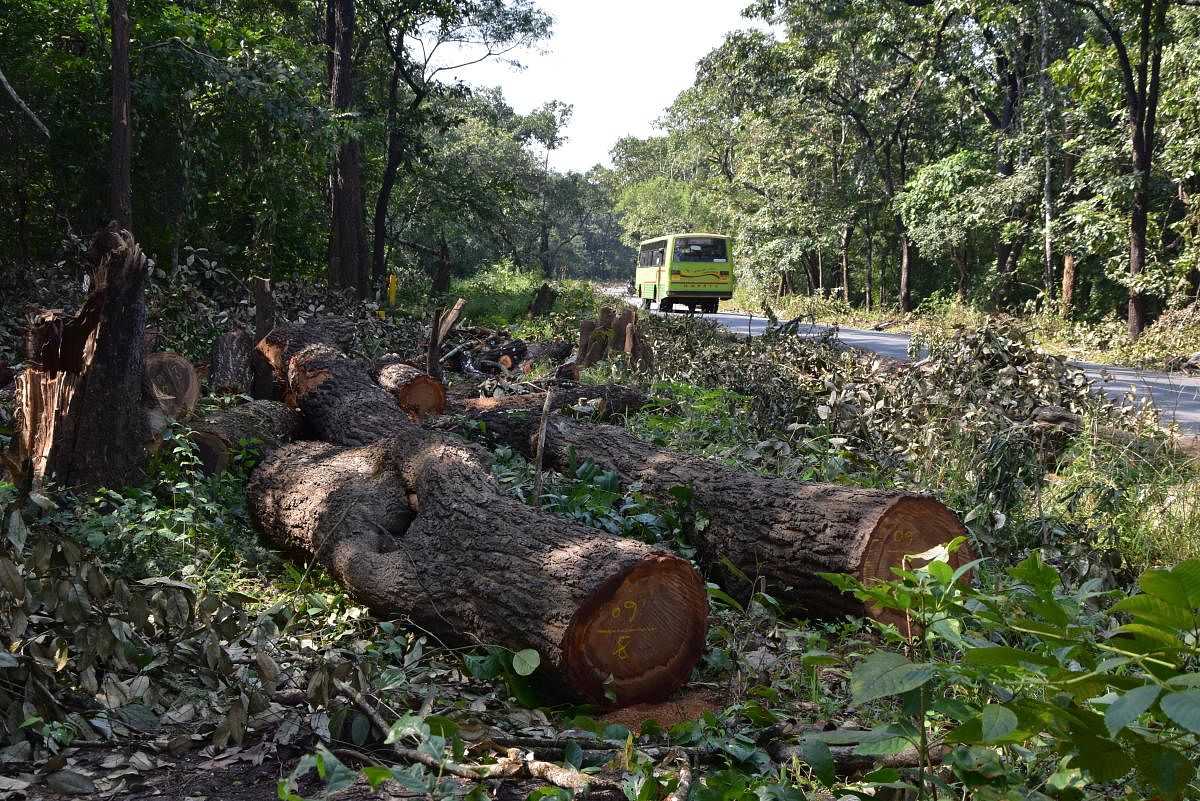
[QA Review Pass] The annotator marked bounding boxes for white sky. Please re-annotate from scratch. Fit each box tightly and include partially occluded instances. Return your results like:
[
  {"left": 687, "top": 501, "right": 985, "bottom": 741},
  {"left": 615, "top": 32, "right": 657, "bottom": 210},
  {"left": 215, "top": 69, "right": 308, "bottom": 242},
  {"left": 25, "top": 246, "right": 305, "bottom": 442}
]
[{"left": 440, "top": 0, "right": 763, "bottom": 174}]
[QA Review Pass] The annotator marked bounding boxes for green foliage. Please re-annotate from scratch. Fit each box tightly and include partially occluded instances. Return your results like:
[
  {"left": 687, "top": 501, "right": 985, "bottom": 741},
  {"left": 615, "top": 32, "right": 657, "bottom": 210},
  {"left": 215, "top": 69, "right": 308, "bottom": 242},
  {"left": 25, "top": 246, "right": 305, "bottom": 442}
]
[{"left": 814, "top": 548, "right": 1200, "bottom": 799}]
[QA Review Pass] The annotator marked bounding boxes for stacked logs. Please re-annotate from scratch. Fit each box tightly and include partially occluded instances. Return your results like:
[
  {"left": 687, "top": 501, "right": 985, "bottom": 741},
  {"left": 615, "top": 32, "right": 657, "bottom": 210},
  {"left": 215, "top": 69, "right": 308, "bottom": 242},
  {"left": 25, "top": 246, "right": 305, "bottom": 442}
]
[{"left": 245, "top": 323, "right": 709, "bottom": 706}]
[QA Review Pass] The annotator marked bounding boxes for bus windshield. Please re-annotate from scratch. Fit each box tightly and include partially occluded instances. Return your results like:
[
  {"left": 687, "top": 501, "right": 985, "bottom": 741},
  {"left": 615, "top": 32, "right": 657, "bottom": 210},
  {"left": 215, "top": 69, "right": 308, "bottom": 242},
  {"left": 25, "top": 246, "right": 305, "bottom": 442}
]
[{"left": 674, "top": 237, "right": 727, "bottom": 262}]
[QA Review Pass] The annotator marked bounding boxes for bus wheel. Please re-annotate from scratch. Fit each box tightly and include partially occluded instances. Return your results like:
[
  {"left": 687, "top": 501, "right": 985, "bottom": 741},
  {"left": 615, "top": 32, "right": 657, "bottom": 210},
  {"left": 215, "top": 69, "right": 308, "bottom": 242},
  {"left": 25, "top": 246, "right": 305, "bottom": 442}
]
[
  {"left": 641, "top": 298, "right": 651, "bottom": 311},
  {"left": 660, "top": 300, "right": 672, "bottom": 313},
  {"left": 703, "top": 300, "right": 718, "bottom": 314}
]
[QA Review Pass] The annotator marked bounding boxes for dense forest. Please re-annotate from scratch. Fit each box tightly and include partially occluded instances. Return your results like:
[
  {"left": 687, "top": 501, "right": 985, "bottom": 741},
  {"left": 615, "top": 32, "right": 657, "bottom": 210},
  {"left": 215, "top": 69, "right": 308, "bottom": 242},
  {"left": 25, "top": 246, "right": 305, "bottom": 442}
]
[
  {"left": 2, "top": 2, "right": 1200, "bottom": 801},
  {"left": 610, "top": 0, "right": 1200, "bottom": 342}
]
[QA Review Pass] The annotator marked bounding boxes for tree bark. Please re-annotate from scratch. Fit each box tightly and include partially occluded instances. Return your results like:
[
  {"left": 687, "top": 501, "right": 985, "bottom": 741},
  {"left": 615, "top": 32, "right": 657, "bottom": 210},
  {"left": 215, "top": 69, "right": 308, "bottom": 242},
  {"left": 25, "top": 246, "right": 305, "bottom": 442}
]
[
  {"left": 467, "top": 412, "right": 973, "bottom": 623},
  {"left": 209, "top": 329, "right": 254, "bottom": 395},
  {"left": 251, "top": 276, "right": 280, "bottom": 400},
  {"left": 372, "top": 358, "right": 446, "bottom": 419},
  {"left": 252, "top": 325, "right": 709, "bottom": 705},
  {"left": 1061, "top": 253, "right": 1076, "bottom": 318},
  {"left": 109, "top": 0, "right": 132, "bottom": 230},
  {"left": 8, "top": 227, "right": 150, "bottom": 491},
  {"left": 449, "top": 384, "right": 647, "bottom": 419},
  {"left": 899, "top": 234, "right": 912, "bottom": 313},
  {"left": 193, "top": 399, "right": 302, "bottom": 475},
  {"left": 328, "top": 0, "right": 369, "bottom": 299}
]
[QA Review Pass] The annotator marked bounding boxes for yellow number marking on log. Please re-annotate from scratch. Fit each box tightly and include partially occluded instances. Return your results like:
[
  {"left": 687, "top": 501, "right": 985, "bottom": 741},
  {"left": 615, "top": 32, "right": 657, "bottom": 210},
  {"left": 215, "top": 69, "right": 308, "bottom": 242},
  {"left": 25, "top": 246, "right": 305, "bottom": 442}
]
[
  {"left": 610, "top": 600, "right": 639, "bottom": 621},
  {"left": 613, "top": 636, "right": 631, "bottom": 660},
  {"left": 893, "top": 529, "right": 915, "bottom": 546}
]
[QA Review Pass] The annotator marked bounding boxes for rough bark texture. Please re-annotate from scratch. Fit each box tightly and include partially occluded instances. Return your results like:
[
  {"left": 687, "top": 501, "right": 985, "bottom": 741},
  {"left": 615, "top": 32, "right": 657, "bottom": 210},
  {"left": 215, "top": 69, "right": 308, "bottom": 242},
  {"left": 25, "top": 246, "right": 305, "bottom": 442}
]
[
  {"left": 209, "top": 329, "right": 254, "bottom": 395},
  {"left": 193, "top": 399, "right": 302, "bottom": 475},
  {"left": 469, "top": 411, "right": 973, "bottom": 621},
  {"left": 328, "top": 0, "right": 369, "bottom": 298},
  {"left": 373, "top": 358, "right": 446, "bottom": 419},
  {"left": 251, "top": 324, "right": 709, "bottom": 705},
  {"left": 250, "top": 278, "right": 280, "bottom": 401},
  {"left": 9, "top": 227, "right": 151, "bottom": 491}
]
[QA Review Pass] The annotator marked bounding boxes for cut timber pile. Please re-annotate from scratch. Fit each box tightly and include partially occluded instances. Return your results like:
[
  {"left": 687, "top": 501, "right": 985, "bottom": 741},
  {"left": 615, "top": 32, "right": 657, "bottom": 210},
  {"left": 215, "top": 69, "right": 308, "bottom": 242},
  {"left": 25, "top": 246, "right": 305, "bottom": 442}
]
[
  {"left": 192, "top": 399, "right": 302, "bottom": 474},
  {"left": 468, "top": 411, "right": 972, "bottom": 622},
  {"left": 248, "top": 324, "right": 708, "bottom": 705},
  {"left": 209, "top": 329, "right": 254, "bottom": 395},
  {"left": 373, "top": 356, "right": 446, "bottom": 419}
]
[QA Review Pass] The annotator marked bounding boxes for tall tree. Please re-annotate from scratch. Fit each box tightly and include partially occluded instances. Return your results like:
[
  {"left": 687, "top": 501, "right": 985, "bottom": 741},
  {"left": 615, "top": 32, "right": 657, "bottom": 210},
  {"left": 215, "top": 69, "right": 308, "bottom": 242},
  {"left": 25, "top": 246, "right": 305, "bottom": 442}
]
[
  {"left": 329, "top": 0, "right": 369, "bottom": 298},
  {"left": 1064, "top": 0, "right": 1177, "bottom": 339},
  {"left": 109, "top": 0, "right": 132, "bottom": 229}
]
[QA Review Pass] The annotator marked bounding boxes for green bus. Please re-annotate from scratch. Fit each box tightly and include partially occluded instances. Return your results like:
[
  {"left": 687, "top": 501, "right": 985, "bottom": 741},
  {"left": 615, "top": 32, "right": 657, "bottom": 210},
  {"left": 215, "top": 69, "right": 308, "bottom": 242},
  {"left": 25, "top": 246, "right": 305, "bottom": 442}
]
[{"left": 634, "top": 233, "right": 733, "bottom": 313}]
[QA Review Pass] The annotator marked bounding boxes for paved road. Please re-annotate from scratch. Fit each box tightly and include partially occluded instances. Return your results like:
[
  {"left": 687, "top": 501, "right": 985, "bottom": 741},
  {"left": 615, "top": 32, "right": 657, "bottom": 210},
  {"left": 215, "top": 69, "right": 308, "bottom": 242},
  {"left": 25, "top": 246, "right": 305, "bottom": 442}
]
[{"left": 642, "top": 300, "right": 1200, "bottom": 429}]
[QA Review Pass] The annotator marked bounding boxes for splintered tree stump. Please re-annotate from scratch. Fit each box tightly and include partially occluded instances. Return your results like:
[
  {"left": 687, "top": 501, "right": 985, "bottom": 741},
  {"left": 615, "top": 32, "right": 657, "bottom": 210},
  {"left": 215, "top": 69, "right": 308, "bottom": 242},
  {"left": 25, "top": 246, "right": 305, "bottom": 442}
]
[
  {"left": 373, "top": 357, "right": 446, "bottom": 419},
  {"left": 467, "top": 412, "right": 973, "bottom": 622},
  {"left": 144, "top": 352, "right": 200, "bottom": 422},
  {"left": 251, "top": 323, "right": 708, "bottom": 705},
  {"left": 575, "top": 307, "right": 652, "bottom": 374},
  {"left": 192, "top": 400, "right": 302, "bottom": 474},
  {"left": 8, "top": 226, "right": 155, "bottom": 491},
  {"left": 210, "top": 329, "right": 254, "bottom": 395}
]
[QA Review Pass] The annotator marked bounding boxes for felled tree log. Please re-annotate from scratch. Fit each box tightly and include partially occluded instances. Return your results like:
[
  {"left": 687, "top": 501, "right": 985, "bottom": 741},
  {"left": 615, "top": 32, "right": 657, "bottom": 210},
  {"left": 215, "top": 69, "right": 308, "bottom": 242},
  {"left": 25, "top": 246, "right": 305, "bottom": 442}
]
[
  {"left": 451, "top": 384, "right": 648, "bottom": 419},
  {"left": 479, "top": 339, "right": 528, "bottom": 372},
  {"left": 144, "top": 352, "right": 200, "bottom": 422},
  {"left": 8, "top": 226, "right": 155, "bottom": 491},
  {"left": 250, "top": 324, "right": 709, "bottom": 705},
  {"left": 192, "top": 400, "right": 302, "bottom": 474},
  {"left": 467, "top": 412, "right": 972, "bottom": 622},
  {"left": 1031, "top": 405, "right": 1200, "bottom": 458},
  {"left": 373, "top": 357, "right": 446, "bottom": 419},
  {"left": 520, "top": 339, "right": 572, "bottom": 370},
  {"left": 209, "top": 329, "right": 254, "bottom": 395}
]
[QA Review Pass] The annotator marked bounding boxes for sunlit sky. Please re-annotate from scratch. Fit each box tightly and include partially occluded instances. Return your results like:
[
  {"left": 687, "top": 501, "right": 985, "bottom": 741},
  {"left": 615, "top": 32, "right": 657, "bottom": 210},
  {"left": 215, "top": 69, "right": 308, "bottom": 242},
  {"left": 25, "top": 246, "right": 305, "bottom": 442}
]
[{"left": 441, "top": 0, "right": 764, "bottom": 174}]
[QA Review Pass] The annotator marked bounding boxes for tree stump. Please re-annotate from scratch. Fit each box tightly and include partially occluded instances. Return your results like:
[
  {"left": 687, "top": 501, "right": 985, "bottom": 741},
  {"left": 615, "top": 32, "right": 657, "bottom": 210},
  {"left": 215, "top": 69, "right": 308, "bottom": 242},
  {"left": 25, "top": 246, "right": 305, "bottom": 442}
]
[
  {"left": 575, "top": 307, "right": 652, "bottom": 373},
  {"left": 7, "top": 226, "right": 155, "bottom": 491},
  {"left": 209, "top": 329, "right": 254, "bottom": 395},
  {"left": 528, "top": 283, "right": 558, "bottom": 317}
]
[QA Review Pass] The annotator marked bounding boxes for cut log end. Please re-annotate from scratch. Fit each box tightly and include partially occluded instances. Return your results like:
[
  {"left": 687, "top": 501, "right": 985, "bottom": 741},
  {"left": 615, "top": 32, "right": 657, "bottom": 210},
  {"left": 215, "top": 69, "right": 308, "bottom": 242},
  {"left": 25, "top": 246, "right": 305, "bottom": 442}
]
[
  {"left": 563, "top": 553, "right": 708, "bottom": 707},
  {"left": 857, "top": 496, "right": 974, "bottom": 621},
  {"left": 144, "top": 352, "right": 200, "bottom": 421},
  {"left": 375, "top": 361, "right": 447, "bottom": 419}
]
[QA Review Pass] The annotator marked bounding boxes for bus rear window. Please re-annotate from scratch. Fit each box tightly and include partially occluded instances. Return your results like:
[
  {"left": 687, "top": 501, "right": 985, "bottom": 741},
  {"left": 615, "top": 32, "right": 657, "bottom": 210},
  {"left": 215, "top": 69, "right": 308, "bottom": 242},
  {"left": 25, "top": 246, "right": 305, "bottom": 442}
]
[{"left": 674, "top": 237, "right": 727, "bottom": 262}]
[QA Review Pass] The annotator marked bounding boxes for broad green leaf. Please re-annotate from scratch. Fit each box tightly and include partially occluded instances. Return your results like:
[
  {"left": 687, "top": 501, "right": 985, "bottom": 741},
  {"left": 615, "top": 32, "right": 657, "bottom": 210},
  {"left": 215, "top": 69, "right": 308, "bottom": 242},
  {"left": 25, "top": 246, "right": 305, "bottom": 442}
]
[
  {"left": 964, "top": 646, "right": 1056, "bottom": 668},
  {"left": 851, "top": 652, "right": 934, "bottom": 705},
  {"left": 511, "top": 649, "right": 540, "bottom": 676},
  {"left": 1138, "top": 560, "right": 1200, "bottom": 611},
  {"left": 1110, "top": 595, "right": 1193, "bottom": 632},
  {"left": 1104, "top": 685, "right": 1159, "bottom": 736},
  {"left": 1159, "top": 690, "right": 1200, "bottom": 734},
  {"left": 980, "top": 704, "right": 1018, "bottom": 743},
  {"left": 1069, "top": 735, "right": 1133, "bottom": 783},
  {"left": 800, "top": 737, "right": 835, "bottom": 786},
  {"left": 1133, "top": 741, "right": 1196, "bottom": 799}
]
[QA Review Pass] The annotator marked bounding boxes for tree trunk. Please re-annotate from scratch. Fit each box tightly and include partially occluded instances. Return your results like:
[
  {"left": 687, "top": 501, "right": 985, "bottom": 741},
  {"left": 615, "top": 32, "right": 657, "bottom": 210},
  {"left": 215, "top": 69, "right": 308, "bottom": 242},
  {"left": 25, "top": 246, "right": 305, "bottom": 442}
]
[
  {"left": 251, "top": 276, "right": 280, "bottom": 400},
  {"left": 1129, "top": 154, "right": 1149, "bottom": 340},
  {"left": 467, "top": 412, "right": 972, "bottom": 623},
  {"left": 865, "top": 212, "right": 874, "bottom": 312},
  {"left": 192, "top": 399, "right": 302, "bottom": 475},
  {"left": 372, "top": 358, "right": 446, "bottom": 419},
  {"left": 839, "top": 224, "right": 853, "bottom": 303},
  {"left": 954, "top": 248, "right": 967, "bottom": 303},
  {"left": 8, "top": 227, "right": 150, "bottom": 491},
  {"left": 899, "top": 234, "right": 912, "bottom": 313},
  {"left": 528, "top": 283, "right": 558, "bottom": 317},
  {"left": 1061, "top": 252, "right": 1076, "bottom": 318},
  {"left": 209, "top": 329, "right": 254, "bottom": 395},
  {"left": 251, "top": 325, "right": 709, "bottom": 705},
  {"left": 328, "top": 0, "right": 369, "bottom": 299},
  {"left": 109, "top": 0, "right": 132, "bottom": 230}
]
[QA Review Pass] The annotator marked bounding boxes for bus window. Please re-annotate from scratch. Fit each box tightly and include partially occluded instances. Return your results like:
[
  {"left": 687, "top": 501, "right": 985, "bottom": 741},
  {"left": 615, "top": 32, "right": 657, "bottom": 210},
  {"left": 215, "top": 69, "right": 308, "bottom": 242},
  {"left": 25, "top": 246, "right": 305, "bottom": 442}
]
[{"left": 674, "top": 237, "right": 727, "bottom": 262}]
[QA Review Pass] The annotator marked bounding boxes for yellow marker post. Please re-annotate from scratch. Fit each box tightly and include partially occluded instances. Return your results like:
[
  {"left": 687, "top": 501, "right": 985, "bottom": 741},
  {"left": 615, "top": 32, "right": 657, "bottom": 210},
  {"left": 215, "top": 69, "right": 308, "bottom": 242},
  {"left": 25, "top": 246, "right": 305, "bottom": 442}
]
[{"left": 388, "top": 274, "right": 398, "bottom": 306}]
